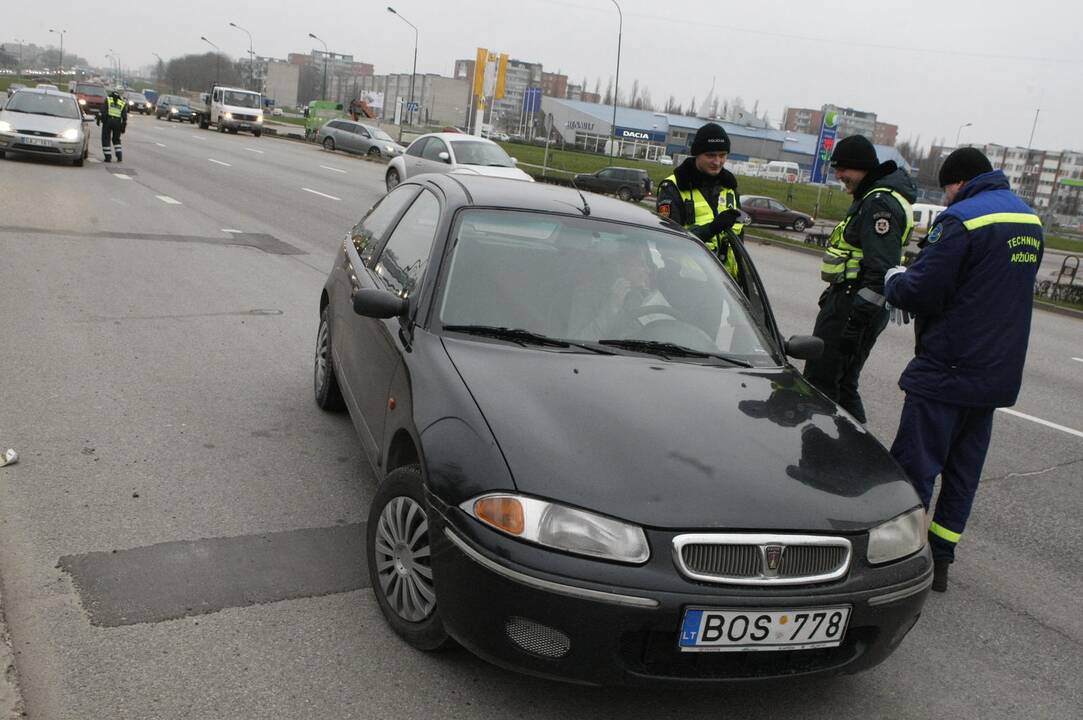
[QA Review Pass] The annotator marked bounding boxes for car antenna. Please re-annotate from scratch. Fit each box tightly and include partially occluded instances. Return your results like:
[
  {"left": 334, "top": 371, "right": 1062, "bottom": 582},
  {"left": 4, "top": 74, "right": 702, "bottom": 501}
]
[{"left": 569, "top": 176, "right": 590, "bottom": 216}]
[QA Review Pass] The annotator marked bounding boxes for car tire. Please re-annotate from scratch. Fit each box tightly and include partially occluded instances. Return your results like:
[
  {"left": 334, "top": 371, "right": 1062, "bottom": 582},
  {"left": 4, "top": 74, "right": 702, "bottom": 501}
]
[
  {"left": 367, "top": 464, "right": 451, "bottom": 652},
  {"left": 323, "top": 137, "right": 335, "bottom": 151},
  {"left": 254, "top": 130, "right": 262, "bottom": 138},
  {"left": 313, "top": 307, "right": 345, "bottom": 411},
  {"left": 73, "top": 152, "right": 84, "bottom": 167},
  {"left": 0, "top": 151, "right": 5, "bottom": 160},
  {"left": 386, "top": 167, "right": 400, "bottom": 192},
  {"left": 617, "top": 186, "right": 632, "bottom": 201},
  {"left": 200, "top": 118, "right": 209, "bottom": 130},
  {"left": 367, "top": 146, "right": 380, "bottom": 158},
  {"left": 793, "top": 219, "right": 808, "bottom": 232}
]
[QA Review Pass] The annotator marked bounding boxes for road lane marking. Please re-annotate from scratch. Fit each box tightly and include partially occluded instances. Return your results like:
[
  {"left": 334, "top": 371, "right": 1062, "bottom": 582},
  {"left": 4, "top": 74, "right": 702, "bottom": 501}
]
[
  {"left": 221, "top": 229, "right": 243, "bottom": 234},
  {"left": 320, "top": 165, "right": 347, "bottom": 174},
  {"left": 155, "top": 142, "right": 167, "bottom": 147},
  {"left": 245, "top": 148, "right": 264, "bottom": 154},
  {"left": 156, "top": 195, "right": 182, "bottom": 205},
  {"left": 111, "top": 173, "right": 132, "bottom": 180},
  {"left": 301, "top": 187, "right": 341, "bottom": 201},
  {"left": 997, "top": 408, "right": 1083, "bottom": 440},
  {"left": 208, "top": 158, "right": 232, "bottom": 167},
  {"left": 1073, "top": 357, "right": 1083, "bottom": 363}
]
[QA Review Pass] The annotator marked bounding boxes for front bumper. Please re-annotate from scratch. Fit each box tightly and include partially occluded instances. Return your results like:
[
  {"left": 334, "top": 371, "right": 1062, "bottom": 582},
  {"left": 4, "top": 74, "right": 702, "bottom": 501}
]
[
  {"left": 429, "top": 502, "right": 931, "bottom": 685},
  {"left": 0, "top": 133, "right": 85, "bottom": 159}
]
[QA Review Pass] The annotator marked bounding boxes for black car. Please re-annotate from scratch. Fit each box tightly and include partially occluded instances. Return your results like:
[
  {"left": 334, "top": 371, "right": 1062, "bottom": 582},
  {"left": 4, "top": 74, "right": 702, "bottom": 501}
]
[
  {"left": 315, "top": 174, "right": 932, "bottom": 685},
  {"left": 572, "top": 167, "right": 652, "bottom": 202},
  {"left": 155, "top": 95, "right": 195, "bottom": 123}
]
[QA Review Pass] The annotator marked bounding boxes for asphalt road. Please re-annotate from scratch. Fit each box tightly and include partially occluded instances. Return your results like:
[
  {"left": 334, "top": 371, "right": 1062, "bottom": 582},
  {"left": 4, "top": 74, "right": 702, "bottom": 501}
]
[{"left": 0, "top": 115, "right": 1080, "bottom": 719}]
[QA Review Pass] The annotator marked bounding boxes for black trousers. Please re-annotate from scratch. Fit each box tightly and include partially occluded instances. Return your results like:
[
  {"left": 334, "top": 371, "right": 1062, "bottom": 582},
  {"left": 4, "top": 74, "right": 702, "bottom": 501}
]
[
  {"left": 803, "top": 284, "right": 888, "bottom": 424},
  {"left": 101, "top": 122, "right": 122, "bottom": 159}
]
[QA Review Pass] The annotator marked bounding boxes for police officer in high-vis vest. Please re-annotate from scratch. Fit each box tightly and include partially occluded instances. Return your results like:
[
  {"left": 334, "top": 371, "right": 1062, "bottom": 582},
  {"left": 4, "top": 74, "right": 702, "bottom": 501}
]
[
  {"left": 655, "top": 123, "right": 743, "bottom": 277},
  {"left": 803, "top": 134, "right": 917, "bottom": 424},
  {"left": 884, "top": 148, "right": 1043, "bottom": 593},
  {"left": 96, "top": 89, "right": 128, "bottom": 162}
]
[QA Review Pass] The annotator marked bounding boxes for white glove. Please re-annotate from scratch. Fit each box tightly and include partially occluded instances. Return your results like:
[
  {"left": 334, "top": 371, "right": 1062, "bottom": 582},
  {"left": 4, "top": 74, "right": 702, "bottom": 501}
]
[
  {"left": 884, "top": 265, "right": 907, "bottom": 286},
  {"left": 885, "top": 302, "right": 912, "bottom": 326}
]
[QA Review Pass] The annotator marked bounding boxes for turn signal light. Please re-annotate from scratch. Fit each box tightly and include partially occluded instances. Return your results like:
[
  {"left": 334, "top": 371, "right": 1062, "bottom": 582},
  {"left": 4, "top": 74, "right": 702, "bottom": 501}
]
[{"left": 474, "top": 496, "right": 524, "bottom": 535}]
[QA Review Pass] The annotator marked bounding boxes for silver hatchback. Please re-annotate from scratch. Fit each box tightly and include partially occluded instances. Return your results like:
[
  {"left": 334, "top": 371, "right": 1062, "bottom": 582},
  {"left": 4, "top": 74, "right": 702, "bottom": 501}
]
[
  {"left": 316, "top": 119, "right": 404, "bottom": 159},
  {"left": 0, "top": 88, "right": 90, "bottom": 166}
]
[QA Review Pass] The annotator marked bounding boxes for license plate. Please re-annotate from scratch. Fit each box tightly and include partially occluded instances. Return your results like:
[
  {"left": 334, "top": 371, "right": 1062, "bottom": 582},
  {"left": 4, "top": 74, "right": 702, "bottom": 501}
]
[
  {"left": 679, "top": 606, "right": 851, "bottom": 652},
  {"left": 22, "top": 137, "right": 54, "bottom": 147}
]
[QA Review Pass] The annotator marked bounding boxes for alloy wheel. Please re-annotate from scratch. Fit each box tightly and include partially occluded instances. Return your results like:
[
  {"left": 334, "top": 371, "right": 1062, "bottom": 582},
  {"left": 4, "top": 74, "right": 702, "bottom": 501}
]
[{"left": 373, "top": 496, "right": 436, "bottom": 622}]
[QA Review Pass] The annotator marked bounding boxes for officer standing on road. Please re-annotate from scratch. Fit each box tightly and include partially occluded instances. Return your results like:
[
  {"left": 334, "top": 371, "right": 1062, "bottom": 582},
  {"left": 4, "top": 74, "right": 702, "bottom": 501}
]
[
  {"left": 655, "top": 122, "right": 743, "bottom": 277},
  {"left": 96, "top": 88, "right": 128, "bottom": 163},
  {"left": 803, "top": 135, "right": 917, "bottom": 423},
  {"left": 883, "top": 148, "right": 1043, "bottom": 592}
]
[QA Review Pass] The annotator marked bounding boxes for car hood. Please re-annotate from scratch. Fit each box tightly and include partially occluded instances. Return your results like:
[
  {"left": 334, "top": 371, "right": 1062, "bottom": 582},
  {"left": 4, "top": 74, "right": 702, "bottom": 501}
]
[
  {"left": 451, "top": 165, "right": 535, "bottom": 182},
  {"left": 442, "top": 339, "right": 919, "bottom": 532},
  {"left": 0, "top": 111, "right": 82, "bottom": 134}
]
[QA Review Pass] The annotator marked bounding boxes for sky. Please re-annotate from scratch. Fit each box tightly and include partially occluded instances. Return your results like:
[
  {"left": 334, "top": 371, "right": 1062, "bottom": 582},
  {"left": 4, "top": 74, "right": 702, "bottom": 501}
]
[{"left": 12, "top": 0, "right": 1083, "bottom": 152}]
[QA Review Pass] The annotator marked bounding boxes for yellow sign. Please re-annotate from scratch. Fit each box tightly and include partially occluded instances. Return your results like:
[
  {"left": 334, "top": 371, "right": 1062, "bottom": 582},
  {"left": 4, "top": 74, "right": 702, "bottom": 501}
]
[{"left": 472, "top": 47, "right": 509, "bottom": 108}]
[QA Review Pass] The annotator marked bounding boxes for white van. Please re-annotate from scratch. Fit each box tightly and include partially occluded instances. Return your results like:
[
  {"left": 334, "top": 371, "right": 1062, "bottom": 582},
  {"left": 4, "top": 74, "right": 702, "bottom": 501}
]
[
  {"left": 194, "top": 85, "right": 264, "bottom": 137},
  {"left": 912, "top": 203, "right": 947, "bottom": 234},
  {"left": 761, "top": 161, "right": 801, "bottom": 183}
]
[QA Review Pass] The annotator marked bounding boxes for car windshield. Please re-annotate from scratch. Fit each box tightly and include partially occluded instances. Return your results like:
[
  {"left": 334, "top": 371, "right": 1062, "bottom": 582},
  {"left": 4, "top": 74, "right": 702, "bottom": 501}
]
[
  {"left": 449, "top": 141, "right": 513, "bottom": 167},
  {"left": 439, "top": 210, "right": 777, "bottom": 365},
  {"left": 4, "top": 92, "right": 81, "bottom": 119},
  {"left": 223, "top": 91, "right": 260, "bottom": 108},
  {"left": 127, "top": 93, "right": 147, "bottom": 102},
  {"left": 371, "top": 127, "right": 393, "bottom": 141},
  {"left": 77, "top": 85, "right": 106, "bottom": 96}
]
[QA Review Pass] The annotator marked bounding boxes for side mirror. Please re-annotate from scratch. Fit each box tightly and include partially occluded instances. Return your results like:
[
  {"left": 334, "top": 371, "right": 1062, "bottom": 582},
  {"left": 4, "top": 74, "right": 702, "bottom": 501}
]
[
  {"left": 784, "top": 335, "right": 824, "bottom": 361},
  {"left": 353, "top": 288, "right": 408, "bottom": 319},
  {"left": 438, "top": 151, "right": 451, "bottom": 163}
]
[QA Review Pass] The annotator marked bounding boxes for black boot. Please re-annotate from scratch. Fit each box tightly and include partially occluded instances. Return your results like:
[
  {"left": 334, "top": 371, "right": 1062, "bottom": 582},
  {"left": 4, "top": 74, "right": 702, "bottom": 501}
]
[
  {"left": 116, "top": 153, "right": 122, "bottom": 163},
  {"left": 932, "top": 559, "right": 950, "bottom": 592},
  {"left": 104, "top": 156, "right": 111, "bottom": 163}
]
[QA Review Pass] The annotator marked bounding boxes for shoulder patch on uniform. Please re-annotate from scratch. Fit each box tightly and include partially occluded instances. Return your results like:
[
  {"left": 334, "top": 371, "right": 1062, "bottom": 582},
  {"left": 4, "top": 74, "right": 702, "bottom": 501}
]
[
  {"left": 657, "top": 200, "right": 672, "bottom": 218},
  {"left": 926, "top": 224, "right": 943, "bottom": 244},
  {"left": 874, "top": 217, "right": 891, "bottom": 235}
]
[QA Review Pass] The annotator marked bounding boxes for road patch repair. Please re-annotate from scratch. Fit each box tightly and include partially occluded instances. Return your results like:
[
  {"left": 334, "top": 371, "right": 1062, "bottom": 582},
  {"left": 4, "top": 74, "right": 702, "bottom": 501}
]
[
  {"left": 0, "top": 226, "right": 304, "bottom": 255},
  {"left": 58, "top": 524, "right": 368, "bottom": 627}
]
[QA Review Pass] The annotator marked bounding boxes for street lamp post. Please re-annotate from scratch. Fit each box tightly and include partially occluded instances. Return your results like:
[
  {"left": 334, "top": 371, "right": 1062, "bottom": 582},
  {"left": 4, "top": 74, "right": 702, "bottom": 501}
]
[
  {"left": 386, "top": 7, "right": 419, "bottom": 135},
  {"left": 14, "top": 38, "right": 24, "bottom": 76},
  {"left": 49, "top": 28, "right": 66, "bottom": 81},
  {"left": 608, "top": 0, "right": 622, "bottom": 164},
  {"left": 308, "top": 33, "right": 329, "bottom": 101},
  {"left": 200, "top": 36, "right": 221, "bottom": 84},
  {"left": 229, "top": 22, "right": 254, "bottom": 91},
  {"left": 955, "top": 121, "right": 972, "bottom": 147},
  {"left": 152, "top": 52, "right": 163, "bottom": 83}
]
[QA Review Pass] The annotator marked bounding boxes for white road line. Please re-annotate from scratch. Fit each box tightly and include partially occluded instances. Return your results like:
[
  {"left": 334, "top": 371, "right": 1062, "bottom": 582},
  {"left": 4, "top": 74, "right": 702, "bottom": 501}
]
[
  {"left": 155, "top": 142, "right": 167, "bottom": 147},
  {"left": 156, "top": 195, "right": 182, "bottom": 205},
  {"left": 320, "top": 165, "right": 347, "bottom": 174},
  {"left": 301, "top": 187, "right": 341, "bottom": 201},
  {"left": 208, "top": 158, "right": 232, "bottom": 167},
  {"left": 221, "top": 228, "right": 243, "bottom": 234},
  {"left": 192, "top": 135, "right": 207, "bottom": 141},
  {"left": 997, "top": 408, "right": 1083, "bottom": 440},
  {"left": 245, "top": 148, "right": 265, "bottom": 154},
  {"left": 1073, "top": 357, "right": 1083, "bottom": 363},
  {"left": 112, "top": 173, "right": 133, "bottom": 180}
]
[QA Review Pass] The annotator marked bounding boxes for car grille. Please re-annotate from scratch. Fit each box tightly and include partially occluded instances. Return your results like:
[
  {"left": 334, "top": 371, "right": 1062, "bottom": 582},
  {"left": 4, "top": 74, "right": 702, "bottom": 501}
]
[
  {"left": 13, "top": 142, "right": 61, "bottom": 153},
  {"left": 234, "top": 113, "right": 258, "bottom": 122},
  {"left": 16, "top": 130, "right": 58, "bottom": 138},
  {"left": 674, "top": 533, "right": 851, "bottom": 585},
  {"left": 620, "top": 627, "right": 874, "bottom": 680}
]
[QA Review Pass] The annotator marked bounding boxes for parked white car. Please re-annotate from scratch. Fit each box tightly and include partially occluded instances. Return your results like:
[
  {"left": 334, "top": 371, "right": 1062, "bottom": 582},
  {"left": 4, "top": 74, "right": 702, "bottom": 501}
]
[{"left": 385, "top": 132, "right": 533, "bottom": 191}]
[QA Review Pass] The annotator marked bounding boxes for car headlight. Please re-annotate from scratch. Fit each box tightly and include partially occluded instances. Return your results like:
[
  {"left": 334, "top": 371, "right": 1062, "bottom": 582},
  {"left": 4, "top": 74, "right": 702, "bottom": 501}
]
[
  {"left": 386, "top": 145, "right": 394, "bottom": 153},
  {"left": 59, "top": 128, "right": 79, "bottom": 141},
  {"left": 0, "top": 120, "right": 12, "bottom": 133},
  {"left": 256, "top": 115, "right": 263, "bottom": 122},
  {"left": 224, "top": 112, "right": 233, "bottom": 120},
  {"left": 171, "top": 107, "right": 178, "bottom": 114},
  {"left": 461, "top": 494, "right": 650, "bottom": 564},
  {"left": 867, "top": 507, "right": 926, "bottom": 565},
  {"left": 78, "top": 98, "right": 86, "bottom": 105}
]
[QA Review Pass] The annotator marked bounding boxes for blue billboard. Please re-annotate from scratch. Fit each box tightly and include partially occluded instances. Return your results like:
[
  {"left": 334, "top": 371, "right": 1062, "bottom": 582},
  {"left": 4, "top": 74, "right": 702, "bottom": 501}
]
[
  {"left": 810, "top": 111, "right": 839, "bottom": 184},
  {"left": 521, "top": 87, "right": 542, "bottom": 113},
  {"left": 615, "top": 126, "right": 667, "bottom": 144}
]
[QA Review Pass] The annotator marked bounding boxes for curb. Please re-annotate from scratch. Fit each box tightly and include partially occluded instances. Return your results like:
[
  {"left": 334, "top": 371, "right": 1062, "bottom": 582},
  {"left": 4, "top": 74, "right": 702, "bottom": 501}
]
[
  {"left": 0, "top": 587, "right": 24, "bottom": 719},
  {"left": 747, "top": 234, "right": 1083, "bottom": 320}
]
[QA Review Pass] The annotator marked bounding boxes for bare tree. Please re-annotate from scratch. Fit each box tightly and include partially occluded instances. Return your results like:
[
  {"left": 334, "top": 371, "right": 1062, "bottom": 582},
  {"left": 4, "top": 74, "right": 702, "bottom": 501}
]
[{"left": 603, "top": 77, "right": 613, "bottom": 105}]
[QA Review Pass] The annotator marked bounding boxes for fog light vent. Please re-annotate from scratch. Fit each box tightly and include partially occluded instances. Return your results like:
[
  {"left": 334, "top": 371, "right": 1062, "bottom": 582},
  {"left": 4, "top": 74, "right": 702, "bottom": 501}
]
[{"left": 505, "top": 616, "right": 571, "bottom": 658}]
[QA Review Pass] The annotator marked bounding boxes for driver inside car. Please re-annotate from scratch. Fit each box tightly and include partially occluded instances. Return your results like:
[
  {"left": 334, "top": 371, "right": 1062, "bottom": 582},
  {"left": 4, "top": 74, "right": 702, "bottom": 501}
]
[{"left": 568, "top": 243, "right": 671, "bottom": 340}]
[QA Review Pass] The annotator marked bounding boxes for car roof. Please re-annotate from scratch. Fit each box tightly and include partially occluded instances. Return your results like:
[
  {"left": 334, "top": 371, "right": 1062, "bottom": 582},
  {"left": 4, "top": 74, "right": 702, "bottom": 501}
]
[
  {"left": 416, "top": 174, "right": 678, "bottom": 230},
  {"left": 16, "top": 87, "right": 68, "bottom": 97},
  {"left": 419, "top": 132, "right": 496, "bottom": 143}
]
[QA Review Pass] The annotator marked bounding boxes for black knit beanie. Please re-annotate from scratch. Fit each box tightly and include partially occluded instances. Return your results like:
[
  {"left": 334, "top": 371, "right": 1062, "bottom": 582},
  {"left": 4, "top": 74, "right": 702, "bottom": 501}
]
[
  {"left": 690, "top": 123, "right": 731, "bottom": 155},
  {"left": 938, "top": 147, "right": 994, "bottom": 187},
  {"left": 830, "top": 135, "right": 879, "bottom": 170}
]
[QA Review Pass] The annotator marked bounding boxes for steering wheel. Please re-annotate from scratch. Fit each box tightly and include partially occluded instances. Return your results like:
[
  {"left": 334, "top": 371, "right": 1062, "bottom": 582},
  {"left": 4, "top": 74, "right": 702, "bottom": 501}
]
[{"left": 616, "top": 304, "right": 718, "bottom": 347}]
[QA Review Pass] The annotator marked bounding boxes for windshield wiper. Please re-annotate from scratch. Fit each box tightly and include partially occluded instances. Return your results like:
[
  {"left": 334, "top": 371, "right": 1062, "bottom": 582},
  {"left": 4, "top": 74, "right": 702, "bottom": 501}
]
[
  {"left": 3, "top": 108, "right": 28, "bottom": 113},
  {"left": 443, "top": 325, "right": 613, "bottom": 354},
  {"left": 596, "top": 339, "right": 753, "bottom": 367}
]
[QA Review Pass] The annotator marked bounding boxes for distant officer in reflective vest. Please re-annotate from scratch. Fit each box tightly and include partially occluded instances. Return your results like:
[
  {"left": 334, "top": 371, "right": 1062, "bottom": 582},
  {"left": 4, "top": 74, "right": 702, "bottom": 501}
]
[
  {"left": 96, "top": 89, "right": 128, "bottom": 163},
  {"left": 655, "top": 123, "right": 743, "bottom": 277},
  {"left": 883, "top": 149, "right": 1043, "bottom": 593},
  {"left": 803, "top": 135, "right": 917, "bottom": 423}
]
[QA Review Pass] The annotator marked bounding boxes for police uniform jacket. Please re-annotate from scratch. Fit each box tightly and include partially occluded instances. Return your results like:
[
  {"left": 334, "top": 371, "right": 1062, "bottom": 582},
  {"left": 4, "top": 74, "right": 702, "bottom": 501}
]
[
  {"left": 833, "top": 161, "right": 918, "bottom": 331},
  {"left": 655, "top": 157, "right": 740, "bottom": 243},
  {"left": 98, "top": 97, "right": 129, "bottom": 129},
  {"left": 884, "top": 170, "right": 1043, "bottom": 408}
]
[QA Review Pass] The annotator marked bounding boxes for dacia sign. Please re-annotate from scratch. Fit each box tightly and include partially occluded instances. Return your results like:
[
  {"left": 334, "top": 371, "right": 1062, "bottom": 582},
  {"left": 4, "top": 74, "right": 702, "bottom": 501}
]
[{"left": 615, "top": 126, "right": 666, "bottom": 143}]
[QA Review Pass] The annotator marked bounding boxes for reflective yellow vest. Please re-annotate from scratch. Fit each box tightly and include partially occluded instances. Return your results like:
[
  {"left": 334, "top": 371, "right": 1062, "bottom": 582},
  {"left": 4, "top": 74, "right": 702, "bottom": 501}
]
[
  {"left": 820, "top": 187, "right": 914, "bottom": 284},
  {"left": 663, "top": 174, "right": 742, "bottom": 278},
  {"left": 107, "top": 97, "right": 126, "bottom": 119}
]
